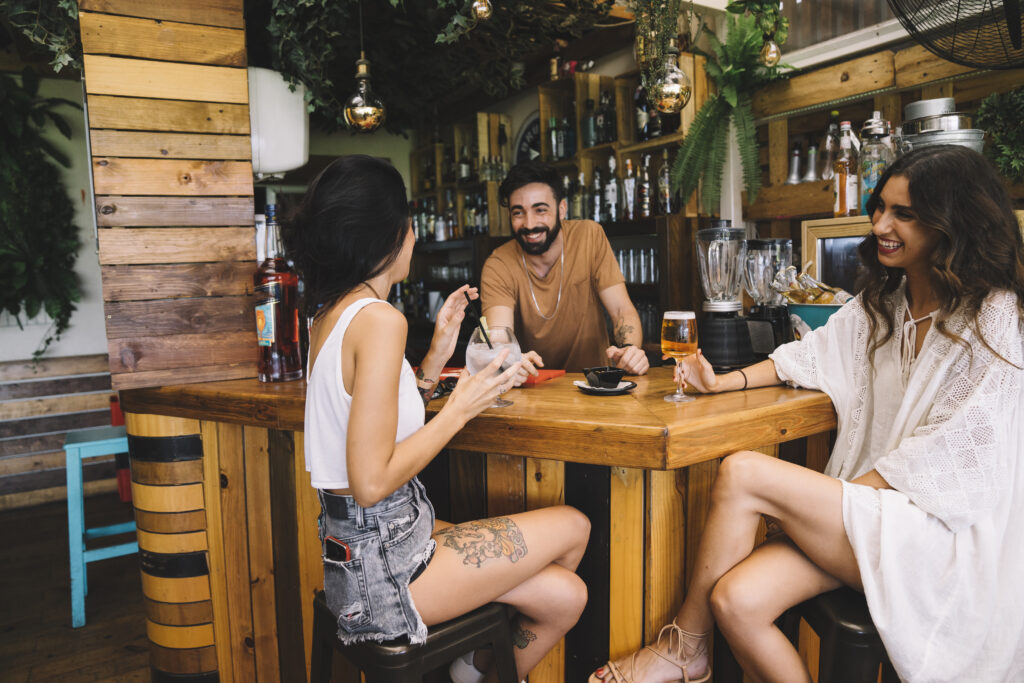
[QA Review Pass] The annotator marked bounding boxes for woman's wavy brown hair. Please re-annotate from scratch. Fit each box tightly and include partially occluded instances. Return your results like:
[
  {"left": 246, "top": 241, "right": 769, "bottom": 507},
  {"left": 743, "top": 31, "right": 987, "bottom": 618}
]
[{"left": 856, "top": 145, "right": 1024, "bottom": 359}]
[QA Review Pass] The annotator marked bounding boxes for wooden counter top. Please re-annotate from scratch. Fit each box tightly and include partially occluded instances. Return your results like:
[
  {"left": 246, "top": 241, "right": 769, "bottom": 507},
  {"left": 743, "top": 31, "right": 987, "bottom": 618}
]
[{"left": 120, "top": 366, "right": 836, "bottom": 469}]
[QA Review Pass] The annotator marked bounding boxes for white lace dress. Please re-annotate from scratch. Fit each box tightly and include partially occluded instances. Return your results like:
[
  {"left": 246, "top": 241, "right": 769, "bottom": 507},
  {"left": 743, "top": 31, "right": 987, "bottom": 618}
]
[{"left": 769, "top": 287, "right": 1024, "bottom": 682}]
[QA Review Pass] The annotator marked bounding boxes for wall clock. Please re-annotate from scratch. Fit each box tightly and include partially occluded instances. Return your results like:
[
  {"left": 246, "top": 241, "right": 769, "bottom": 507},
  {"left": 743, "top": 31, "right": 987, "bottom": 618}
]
[{"left": 514, "top": 112, "right": 542, "bottom": 165}]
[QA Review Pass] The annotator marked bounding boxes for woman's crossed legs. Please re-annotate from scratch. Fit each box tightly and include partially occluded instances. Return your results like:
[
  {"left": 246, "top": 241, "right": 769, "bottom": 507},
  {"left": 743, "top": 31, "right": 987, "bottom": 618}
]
[
  {"left": 410, "top": 504, "right": 591, "bottom": 682},
  {"left": 593, "top": 451, "right": 863, "bottom": 683}
]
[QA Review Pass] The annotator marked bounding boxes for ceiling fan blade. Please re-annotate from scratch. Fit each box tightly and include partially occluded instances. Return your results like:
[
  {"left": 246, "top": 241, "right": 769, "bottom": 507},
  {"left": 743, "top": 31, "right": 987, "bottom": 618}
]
[{"left": 1006, "top": 0, "right": 1023, "bottom": 50}]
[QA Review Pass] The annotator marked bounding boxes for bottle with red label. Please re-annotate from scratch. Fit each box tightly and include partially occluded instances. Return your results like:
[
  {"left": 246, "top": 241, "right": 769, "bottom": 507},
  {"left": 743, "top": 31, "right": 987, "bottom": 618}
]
[{"left": 254, "top": 204, "right": 303, "bottom": 382}]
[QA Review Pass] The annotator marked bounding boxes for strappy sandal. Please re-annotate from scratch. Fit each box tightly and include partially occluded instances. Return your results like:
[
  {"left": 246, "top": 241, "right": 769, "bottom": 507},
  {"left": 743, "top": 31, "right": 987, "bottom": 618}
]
[{"left": 587, "top": 620, "right": 710, "bottom": 683}]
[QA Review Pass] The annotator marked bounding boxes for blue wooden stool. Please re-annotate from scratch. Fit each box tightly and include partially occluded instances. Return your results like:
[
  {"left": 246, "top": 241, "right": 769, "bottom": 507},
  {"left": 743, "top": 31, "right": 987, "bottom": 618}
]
[{"left": 64, "top": 425, "right": 138, "bottom": 628}]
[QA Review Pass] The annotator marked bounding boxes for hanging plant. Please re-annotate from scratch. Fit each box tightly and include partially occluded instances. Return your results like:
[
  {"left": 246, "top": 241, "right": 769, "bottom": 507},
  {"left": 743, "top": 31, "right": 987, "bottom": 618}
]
[
  {"left": 0, "top": 67, "right": 82, "bottom": 360},
  {"left": 632, "top": 0, "right": 685, "bottom": 94},
  {"left": 0, "top": 0, "right": 81, "bottom": 73},
  {"left": 726, "top": 0, "right": 789, "bottom": 65},
  {"left": 670, "top": 11, "right": 789, "bottom": 211},
  {"left": 977, "top": 85, "right": 1024, "bottom": 184}
]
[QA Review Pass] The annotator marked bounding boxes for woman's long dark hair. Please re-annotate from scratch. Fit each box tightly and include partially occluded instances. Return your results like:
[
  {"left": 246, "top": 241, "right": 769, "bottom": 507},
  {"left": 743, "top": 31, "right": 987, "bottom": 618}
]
[
  {"left": 856, "top": 145, "right": 1024, "bottom": 359},
  {"left": 283, "top": 155, "right": 409, "bottom": 318}
]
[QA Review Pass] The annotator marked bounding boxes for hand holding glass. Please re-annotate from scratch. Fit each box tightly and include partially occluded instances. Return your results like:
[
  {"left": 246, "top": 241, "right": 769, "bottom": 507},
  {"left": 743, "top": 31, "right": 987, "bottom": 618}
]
[
  {"left": 466, "top": 326, "right": 522, "bottom": 408},
  {"left": 661, "top": 311, "right": 698, "bottom": 403}
]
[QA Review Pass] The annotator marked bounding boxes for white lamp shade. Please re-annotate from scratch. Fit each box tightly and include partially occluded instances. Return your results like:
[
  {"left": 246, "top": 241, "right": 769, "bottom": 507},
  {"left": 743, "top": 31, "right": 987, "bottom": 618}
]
[{"left": 248, "top": 67, "right": 309, "bottom": 175}]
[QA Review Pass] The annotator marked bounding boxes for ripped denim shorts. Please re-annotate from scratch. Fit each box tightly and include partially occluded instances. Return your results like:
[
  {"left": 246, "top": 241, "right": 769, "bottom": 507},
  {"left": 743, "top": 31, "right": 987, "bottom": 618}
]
[{"left": 318, "top": 477, "right": 437, "bottom": 645}]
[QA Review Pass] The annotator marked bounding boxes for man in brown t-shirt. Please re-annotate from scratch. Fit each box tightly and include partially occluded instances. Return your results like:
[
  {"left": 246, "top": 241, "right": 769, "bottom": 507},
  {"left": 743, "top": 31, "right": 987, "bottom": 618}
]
[{"left": 480, "top": 161, "right": 649, "bottom": 374}]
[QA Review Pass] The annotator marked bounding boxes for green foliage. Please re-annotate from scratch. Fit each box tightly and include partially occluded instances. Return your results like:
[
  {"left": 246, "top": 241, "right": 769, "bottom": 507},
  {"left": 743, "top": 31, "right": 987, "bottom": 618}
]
[
  {"left": 725, "top": 0, "right": 789, "bottom": 45},
  {"left": 670, "top": 12, "right": 789, "bottom": 210},
  {"left": 977, "top": 86, "right": 1024, "bottom": 184},
  {"left": 259, "top": 0, "right": 611, "bottom": 134},
  {"left": 1, "top": 0, "right": 82, "bottom": 73},
  {"left": 0, "top": 68, "right": 82, "bottom": 360}
]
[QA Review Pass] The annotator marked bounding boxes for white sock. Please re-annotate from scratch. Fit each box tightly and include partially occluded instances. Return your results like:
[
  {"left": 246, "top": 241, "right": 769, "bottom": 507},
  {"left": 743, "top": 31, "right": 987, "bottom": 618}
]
[{"left": 449, "top": 652, "right": 485, "bottom": 683}]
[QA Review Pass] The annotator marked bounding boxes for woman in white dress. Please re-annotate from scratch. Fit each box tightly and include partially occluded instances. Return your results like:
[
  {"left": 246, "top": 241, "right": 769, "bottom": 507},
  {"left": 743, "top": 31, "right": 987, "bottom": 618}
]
[
  {"left": 289, "top": 155, "right": 591, "bottom": 681},
  {"left": 590, "top": 145, "right": 1024, "bottom": 683}
]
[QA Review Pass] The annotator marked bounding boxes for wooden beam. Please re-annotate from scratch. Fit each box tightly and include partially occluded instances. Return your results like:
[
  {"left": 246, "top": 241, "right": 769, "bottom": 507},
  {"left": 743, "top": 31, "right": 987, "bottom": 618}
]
[{"left": 753, "top": 52, "right": 896, "bottom": 119}]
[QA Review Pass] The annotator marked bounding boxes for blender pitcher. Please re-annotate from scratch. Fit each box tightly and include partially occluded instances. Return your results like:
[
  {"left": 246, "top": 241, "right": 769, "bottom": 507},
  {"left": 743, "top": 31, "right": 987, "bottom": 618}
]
[{"left": 744, "top": 238, "right": 794, "bottom": 357}]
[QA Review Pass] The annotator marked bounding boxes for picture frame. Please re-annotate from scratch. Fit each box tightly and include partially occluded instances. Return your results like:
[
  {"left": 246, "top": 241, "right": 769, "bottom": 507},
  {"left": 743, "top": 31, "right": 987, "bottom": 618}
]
[{"left": 801, "top": 216, "right": 872, "bottom": 295}]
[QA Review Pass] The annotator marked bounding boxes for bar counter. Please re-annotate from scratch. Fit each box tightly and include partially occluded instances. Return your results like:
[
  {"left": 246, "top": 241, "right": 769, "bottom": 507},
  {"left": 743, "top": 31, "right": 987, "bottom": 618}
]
[{"left": 119, "top": 367, "right": 836, "bottom": 683}]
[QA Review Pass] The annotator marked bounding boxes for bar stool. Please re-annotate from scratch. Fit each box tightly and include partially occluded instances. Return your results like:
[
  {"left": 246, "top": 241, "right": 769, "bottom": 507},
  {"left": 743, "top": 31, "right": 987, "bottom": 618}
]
[
  {"left": 310, "top": 590, "right": 519, "bottom": 683},
  {"left": 64, "top": 425, "right": 138, "bottom": 628},
  {"left": 714, "top": 587, "right": 898, "bottom": 683}
]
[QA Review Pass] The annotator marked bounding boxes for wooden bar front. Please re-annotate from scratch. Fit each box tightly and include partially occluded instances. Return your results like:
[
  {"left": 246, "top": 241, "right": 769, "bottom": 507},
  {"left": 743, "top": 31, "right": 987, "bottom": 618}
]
[{"left": 120, "top": 367, "right": 836, "bottom": 682}]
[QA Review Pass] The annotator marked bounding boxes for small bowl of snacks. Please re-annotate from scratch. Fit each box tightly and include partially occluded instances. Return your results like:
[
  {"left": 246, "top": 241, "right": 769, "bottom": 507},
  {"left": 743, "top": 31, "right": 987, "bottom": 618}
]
[
  {"left": 582, "top": 366, "right": 626, "bottom": 389},
  {"left": 772, "top": 265, "right": 852, "bottom": 332},
  {"left": 786, "top": 303, "right": 843, "bottom": 330}
]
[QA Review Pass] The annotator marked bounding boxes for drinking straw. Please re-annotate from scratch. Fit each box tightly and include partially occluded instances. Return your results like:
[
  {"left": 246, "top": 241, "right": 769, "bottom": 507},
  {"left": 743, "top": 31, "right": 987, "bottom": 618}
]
[{"left": 463, "top": 291, "right": 492, "bottom": 349}]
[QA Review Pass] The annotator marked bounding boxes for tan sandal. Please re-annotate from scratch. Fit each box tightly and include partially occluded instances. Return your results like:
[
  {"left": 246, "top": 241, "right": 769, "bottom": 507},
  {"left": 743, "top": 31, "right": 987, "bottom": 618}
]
[{"left": 587, "top": 620, "right": 710, "bottom": 683}]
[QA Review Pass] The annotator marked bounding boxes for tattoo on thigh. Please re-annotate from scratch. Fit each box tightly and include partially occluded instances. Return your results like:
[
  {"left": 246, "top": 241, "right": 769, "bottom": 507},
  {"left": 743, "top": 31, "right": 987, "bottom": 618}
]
[
  {"left": 513, "top": 624, "right": 537, "bottom": 649},
  {"left": 434, "top": 517, "right": 528, "bottom": 567}
]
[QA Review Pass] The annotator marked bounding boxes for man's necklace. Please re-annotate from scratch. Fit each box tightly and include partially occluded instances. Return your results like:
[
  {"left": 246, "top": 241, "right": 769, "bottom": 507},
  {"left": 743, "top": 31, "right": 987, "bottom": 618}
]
[{"left": 521, "top": 248, "right": 564, "bottom": 321}]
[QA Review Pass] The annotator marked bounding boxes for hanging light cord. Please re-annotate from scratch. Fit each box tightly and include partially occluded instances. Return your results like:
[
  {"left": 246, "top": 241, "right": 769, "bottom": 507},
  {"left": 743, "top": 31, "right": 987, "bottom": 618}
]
[{"left": 358, "top": 0, "right": 365, "bottom": 56}]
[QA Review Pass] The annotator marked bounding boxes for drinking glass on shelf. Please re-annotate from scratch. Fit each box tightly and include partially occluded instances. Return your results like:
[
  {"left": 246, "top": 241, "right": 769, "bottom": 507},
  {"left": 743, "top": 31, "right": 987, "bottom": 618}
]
[
  {"left": 661, "top": 311, "right": 698, "bottom": 403},
  {"left": 466, "top": 326, "right": 522, "bottom": 408}
]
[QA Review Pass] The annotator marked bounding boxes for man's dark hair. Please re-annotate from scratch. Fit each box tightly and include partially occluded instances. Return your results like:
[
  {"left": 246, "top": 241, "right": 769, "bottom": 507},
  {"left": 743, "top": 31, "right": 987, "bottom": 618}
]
[{"left": 498, "top": 160, "right": 565, "bottom": 207}]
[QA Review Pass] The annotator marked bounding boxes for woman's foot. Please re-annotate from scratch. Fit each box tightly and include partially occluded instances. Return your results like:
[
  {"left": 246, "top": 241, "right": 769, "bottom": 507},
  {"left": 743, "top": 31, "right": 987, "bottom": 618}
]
[{"left": 588, "top": 621, "right": 710, "bottom": 683}]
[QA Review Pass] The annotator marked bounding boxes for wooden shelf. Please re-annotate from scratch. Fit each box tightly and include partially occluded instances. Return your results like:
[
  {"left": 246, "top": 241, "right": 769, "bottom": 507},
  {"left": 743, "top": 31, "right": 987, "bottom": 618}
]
[
  {"left": 415, "top": 238, "right": 477, "bottom": 253},
  {"left": 580, "top": 141, "right": 619, "bottom": 156},
  {"left": 618, "top": 130, "right": 685, "bottom": 155},
  {"left": 743, "top": 181, "right": 834, "bottom": 221},
  {"left": 603, "top": 217, "right": 659, "bottom": 237}
]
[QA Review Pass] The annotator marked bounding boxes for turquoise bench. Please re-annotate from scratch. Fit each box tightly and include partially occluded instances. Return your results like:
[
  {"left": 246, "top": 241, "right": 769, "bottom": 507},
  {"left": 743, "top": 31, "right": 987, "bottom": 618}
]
[{"left": 64, "top": 425, "right": 138, "bottom": 628}]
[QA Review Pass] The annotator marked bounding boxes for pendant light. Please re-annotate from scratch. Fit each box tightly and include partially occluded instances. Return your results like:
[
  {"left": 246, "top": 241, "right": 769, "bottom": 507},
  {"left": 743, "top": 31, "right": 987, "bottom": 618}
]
[
  {"left": 650, "top": 38, "right": 691, "bottom": 114},
  {"left": 471, "top": 0, "right": 493, "bottom": 22},
  {"left": 343, "top": 1, "right": 385, "bottom": 133}
]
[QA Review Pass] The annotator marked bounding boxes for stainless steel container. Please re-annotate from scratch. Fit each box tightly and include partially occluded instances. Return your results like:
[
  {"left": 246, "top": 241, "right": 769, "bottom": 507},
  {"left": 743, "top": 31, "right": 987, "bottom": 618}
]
[
  {"left": 903, "top": 129, "right": 985, "bottom": 153},
  {"left": 902, "top": 113, "right": 973, "bottom": 136},
  {"left": 904, "top": 97, "right": 956, "bottom": 122}
]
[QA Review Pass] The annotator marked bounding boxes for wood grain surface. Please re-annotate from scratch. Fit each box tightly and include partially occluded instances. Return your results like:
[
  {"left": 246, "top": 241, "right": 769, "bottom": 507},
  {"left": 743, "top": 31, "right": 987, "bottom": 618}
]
[
  {"left": 92, "top": 158, "right": 253, "bottom": 196},
  {"left": 80, "top": 12, "right": 246, "bottom": 66},
  {"left": 98, "top": 227, "right": 255, "bottom": 265},
  {"left": 91, "top": 131, "right": 251, "bottom": 161},
  {"left": 101, "top": 262, "right": 253, "bottom": 301},
  {"left": 79, "top": 0, "right": 245, "bottom": 28},
  {"left": 87, "top": 96, "right": 251, "bottom": 134},
  {"left": 120, "top": 367, "right": 836, "bottom": 469},
  {"left": 83, "top": 55, "right": 248, "bottom": 103}
]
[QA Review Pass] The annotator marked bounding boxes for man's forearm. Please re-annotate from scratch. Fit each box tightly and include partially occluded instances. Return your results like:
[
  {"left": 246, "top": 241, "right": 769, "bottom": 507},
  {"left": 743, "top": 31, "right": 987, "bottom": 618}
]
[{"left": 613, "top": 310, "right": 643, "bottom": 347}]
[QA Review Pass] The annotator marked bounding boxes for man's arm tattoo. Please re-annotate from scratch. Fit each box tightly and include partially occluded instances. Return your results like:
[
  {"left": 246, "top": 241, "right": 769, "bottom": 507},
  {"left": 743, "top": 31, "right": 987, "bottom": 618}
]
[
  {"left": 513, "top": 624, "right": 538, "bottom": 649},
  {"left": 415, "top": 367, "right": 435, "bottom": 406},
  {"left": 433, "top": 517, "right": 528, "bottom": 567},
  {"left": 614, "top": 318, "right": 636, "bottom": 346}
]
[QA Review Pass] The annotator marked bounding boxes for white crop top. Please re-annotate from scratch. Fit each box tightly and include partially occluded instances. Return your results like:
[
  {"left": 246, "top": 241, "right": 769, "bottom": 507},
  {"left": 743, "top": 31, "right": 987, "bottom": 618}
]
[{"left": 304, "top": 298, "right": 426, "bottom": 489}]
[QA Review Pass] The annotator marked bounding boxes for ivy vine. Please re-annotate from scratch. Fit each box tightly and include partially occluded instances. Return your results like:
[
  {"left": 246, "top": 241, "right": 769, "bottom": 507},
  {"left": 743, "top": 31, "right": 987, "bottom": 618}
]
[{"left": 0, "top": 67, "right": 82, "bottom": 359}]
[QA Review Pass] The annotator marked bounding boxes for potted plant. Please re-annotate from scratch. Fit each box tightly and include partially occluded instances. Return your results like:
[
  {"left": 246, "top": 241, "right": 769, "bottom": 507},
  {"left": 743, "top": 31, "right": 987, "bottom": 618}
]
[{"left": 977, "top": 85, "right": 1024, "bottom": 184}]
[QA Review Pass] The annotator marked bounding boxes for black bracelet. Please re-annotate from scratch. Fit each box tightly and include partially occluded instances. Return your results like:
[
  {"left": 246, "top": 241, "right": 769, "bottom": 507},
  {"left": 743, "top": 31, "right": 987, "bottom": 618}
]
[{"left": 738, "top": 368, "right": 748, "bottom": 391}]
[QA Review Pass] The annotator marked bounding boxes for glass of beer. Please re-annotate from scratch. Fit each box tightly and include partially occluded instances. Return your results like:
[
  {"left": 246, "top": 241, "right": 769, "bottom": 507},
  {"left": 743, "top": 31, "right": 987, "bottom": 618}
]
[{"left": 661, "top": 311, "right": 698, "bottom": 403}]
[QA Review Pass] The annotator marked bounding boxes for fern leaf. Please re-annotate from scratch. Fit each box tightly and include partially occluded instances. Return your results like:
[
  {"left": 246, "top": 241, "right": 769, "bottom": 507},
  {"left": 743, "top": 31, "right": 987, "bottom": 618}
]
[
  {"left": 732, "top": 92, "right": 761, "bottom": 201},
  {"left": 671, "top": 95, "right": 725, "bottom": 203},
  {"left": 701, "top": 114, "right": 729, "bottom": 210}
]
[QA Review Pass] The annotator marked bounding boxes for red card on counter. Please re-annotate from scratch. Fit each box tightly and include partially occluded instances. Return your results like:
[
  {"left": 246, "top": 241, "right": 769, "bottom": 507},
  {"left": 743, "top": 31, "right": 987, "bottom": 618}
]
[{"left": 520, "top": 369, "right": 566, "bottom": 386}]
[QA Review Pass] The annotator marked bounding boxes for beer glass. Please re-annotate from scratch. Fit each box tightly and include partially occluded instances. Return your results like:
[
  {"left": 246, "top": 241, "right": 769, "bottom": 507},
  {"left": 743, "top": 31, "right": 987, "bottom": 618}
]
[
  {"left": 466, "top": 326, "right": 522, "bottom": 408},
  {"left": 661, "top": 311, "right": 698, "bottom": 403}
]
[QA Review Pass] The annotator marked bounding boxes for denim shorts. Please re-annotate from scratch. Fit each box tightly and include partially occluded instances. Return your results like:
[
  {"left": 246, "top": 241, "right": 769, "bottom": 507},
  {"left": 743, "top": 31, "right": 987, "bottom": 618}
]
[{"left": 318, "top": 477, "right": 437, "bottom": 645}]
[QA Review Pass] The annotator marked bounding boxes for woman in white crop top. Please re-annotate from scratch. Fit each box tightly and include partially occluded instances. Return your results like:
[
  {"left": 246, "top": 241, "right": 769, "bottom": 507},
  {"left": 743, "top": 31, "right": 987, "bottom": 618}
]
[{"left": 287, "top": 155, "right": 590, "bottom": 674}]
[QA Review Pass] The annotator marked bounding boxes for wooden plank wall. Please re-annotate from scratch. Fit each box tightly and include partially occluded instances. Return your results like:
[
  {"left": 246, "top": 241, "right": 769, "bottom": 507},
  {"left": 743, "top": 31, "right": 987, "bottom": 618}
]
[
  {"left": 79, "top": 0, "right": 257, "bottom": 390},
  {"left": 0, "top": 355, "right": 118, "bottom": 509}
]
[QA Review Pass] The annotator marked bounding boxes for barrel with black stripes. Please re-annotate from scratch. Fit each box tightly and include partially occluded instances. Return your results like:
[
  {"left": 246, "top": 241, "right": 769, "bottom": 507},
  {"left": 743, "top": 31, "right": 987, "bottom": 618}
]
[{"left": 127, "top": 414, "right": 219, "bottom": 683}]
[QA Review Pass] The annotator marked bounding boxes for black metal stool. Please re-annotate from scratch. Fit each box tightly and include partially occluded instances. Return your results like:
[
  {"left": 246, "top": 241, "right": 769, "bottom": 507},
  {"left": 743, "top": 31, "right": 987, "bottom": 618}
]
[
  {"left": 713, "top": 587, "right": 899, "bottom": 683},
  {"left": 311, "top": 590, "right": 519, "bottom": 683}
]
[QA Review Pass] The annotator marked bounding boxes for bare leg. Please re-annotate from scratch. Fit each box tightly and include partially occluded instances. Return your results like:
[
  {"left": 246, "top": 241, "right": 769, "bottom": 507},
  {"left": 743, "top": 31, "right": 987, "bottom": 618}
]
[
  {"left": 410, "top": 505, "right": 590, "bottom": 680},
  {"left": 593, "top": 451, "right": 861, "bottom": 683}
]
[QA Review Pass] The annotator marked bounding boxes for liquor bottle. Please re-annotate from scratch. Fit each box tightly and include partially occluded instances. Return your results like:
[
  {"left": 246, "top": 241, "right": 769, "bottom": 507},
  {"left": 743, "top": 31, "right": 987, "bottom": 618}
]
[
  {"left": 604, "top": 156, "right": 621, "bottom": 223},
  {"left": 634, "top": 82, "right": 650, "bottom": 142},
  {"left": 549, "top": 116, "right": 560, "bottom": 161},
  {"left": 819, "top": 110, "right": 840, "bottom": 181},
  {"left": 785, "top": 143, "right": 802, "bottom": 185},
  {"left": 479, "top": 194, "right": 489, "bottom": 234},
  {"left": 658, "top": 148, "right": 673, "bottom": 215},
  {"left": 582, "top": 98, "right": 597, "bottom": 148},
  {"left": 859, "top": 111, "right": 895, "bottom": 214},
  {"left": 254, "top": 204, "right": 303, "bottom": 382},
  {"left": 623, "top": 158, "right": 637, "bottom": 220},
  {"left": 444, "top": 190, "right": 459, "bottom": 239},
  {"left": 638, "top": 154, "right": 653, "bottom": 218},
  {"left": 442, "top": 146, "right": 455, "bottom": 183},
  {"left": 458, "top": 145, "right": 473, "bottom": 182},
  {"left": 572, "top": 171, "right": 586, "bottom": 220},
  {"left": 562, "top": 115, "right": 576, "bottom": 158},
  {"left": 592, "top": 168, "right": 603, "bottom": 223},
  {"left": 833, "top": 121, "right": 859, "bottom": 217},
  {"left": 603, "top": 90, "right": 617, "bottom": 143},
  {"left": 594, "top": 94, "right": 607, "bottom": 145},
  {"left": 555, "top": 116, "right": 566, "bottom": 160}
]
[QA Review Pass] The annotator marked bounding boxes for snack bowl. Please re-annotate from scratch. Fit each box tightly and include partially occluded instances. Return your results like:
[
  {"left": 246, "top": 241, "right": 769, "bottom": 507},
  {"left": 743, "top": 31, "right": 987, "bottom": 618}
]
[
  {"left": 787, "top": 303, "right": 843, "bottom": 330},
  {"left": 583, "top": 366, "right": 626, "bottom": 389}
]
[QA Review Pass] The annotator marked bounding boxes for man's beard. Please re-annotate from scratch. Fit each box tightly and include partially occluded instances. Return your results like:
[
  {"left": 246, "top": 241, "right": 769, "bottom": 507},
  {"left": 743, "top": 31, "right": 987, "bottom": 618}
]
[{"left": 514, "top": 215, "right": 562, "bottom": 256}]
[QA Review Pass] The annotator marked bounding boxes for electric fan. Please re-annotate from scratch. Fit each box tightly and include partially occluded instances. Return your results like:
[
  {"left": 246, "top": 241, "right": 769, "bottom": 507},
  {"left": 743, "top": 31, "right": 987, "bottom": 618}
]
[{"left": 887, "top": 0, "right": 1024, "bottom": 69}]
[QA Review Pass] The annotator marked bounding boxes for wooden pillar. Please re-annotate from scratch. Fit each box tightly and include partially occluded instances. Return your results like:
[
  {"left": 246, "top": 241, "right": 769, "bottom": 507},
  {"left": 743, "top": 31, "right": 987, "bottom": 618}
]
[{"left": 125, "top": 413, "right": 218, "bottom": 681}]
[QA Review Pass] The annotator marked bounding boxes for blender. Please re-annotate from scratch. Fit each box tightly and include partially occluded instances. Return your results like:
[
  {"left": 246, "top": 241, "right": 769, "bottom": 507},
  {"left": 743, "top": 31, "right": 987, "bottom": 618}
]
[
  {"left": 744, "top": 238, "right": 794, "bottom": 358},
  {"left": 696, "top": 223, "right": 755, "bottom": 371}
]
